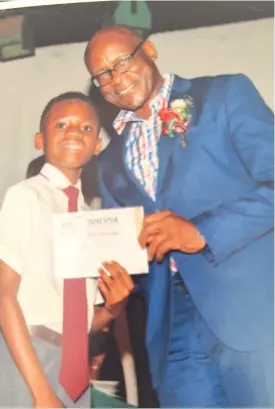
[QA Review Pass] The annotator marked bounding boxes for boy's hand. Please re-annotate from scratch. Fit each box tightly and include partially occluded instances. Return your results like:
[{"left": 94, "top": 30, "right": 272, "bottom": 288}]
[
  {"left": 33, "top": 393, "right": 65, "bottom": 408},
  {"left": 98, "top": 261, "right": 134, "bottom": 318}
]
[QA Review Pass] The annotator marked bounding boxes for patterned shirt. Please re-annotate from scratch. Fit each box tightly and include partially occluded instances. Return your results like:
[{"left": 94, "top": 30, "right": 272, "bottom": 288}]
[
  {"left": 113, "top": 73, "right": 178, "bottom": 273},
  {"left": 114, "top": 73, "right": 173, "bottom": 200}
]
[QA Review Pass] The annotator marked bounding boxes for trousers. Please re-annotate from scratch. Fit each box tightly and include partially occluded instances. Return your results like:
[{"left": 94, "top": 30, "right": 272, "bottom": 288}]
[
  {"left": 156, "top": 277, "right": 227, "bottom": 407},
  {"left": 155, "top": 276, "right": 274, "bottom": 407}
]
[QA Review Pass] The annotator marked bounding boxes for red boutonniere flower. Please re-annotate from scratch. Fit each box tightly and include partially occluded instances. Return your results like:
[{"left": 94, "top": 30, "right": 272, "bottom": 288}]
[{"left": 158, "top": 97, "right": 193, "bottom": 147}]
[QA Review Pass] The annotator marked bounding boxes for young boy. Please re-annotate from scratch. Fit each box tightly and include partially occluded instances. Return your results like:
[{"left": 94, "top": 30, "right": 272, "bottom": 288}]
[{"left": 0, "top": 92, "right": 134, "bottom": 408}]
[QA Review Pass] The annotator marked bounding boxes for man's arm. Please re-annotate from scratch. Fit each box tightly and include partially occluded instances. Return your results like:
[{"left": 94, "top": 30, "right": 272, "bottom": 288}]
[
  {"left": 192, "top": 74, "right": 274, "bottom": 264},
  {"left": 0, "top": 262, "right": 63, "bottom": 408}
]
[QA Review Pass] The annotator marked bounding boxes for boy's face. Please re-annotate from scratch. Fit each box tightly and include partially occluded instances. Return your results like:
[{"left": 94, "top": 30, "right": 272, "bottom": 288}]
[{"left": 35, "top": 99, "right": 101, "bottom": 174}]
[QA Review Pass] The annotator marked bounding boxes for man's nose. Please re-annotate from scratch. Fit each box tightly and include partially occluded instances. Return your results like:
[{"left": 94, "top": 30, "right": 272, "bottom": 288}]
[{"left": 111, "top": 70, "right": 122, "bottom": 85}]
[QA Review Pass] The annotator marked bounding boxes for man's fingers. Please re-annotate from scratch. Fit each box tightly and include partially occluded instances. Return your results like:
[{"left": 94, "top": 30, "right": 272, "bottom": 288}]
[
  {"left": 155, "top": 240, "right": 173, "bottom": 262},
  {"left": 143, "top": 210, "right": 171, "bottom": 225},
  {"left": 139, "top": 225, "right": 151, "bottom": 248},
  {"left": 147, "top": 234, "right": 167, "bottom": 262},
  {"left": 139, "top": 221, "right": 164, "bottom": 248},
  {"left": 139, "top": 210, "right": 172, "bottom": 247}
]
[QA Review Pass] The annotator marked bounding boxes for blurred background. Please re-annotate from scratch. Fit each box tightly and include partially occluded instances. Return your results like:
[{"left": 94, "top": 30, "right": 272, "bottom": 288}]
[{"left": 0, "top": 1, "right": 273, "bottom": 204}]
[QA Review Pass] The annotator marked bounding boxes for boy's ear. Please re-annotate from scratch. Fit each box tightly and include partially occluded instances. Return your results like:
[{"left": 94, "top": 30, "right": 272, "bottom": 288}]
[
  {"left": 94, "top": 137, "right": 102, "bottom": 157},
  {"left": 35, "top": 132, "right": 44, "bottom": 151}
]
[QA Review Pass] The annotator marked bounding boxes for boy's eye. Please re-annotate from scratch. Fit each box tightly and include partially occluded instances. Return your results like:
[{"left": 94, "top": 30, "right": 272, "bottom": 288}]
[
  {"left": 55, "top": 122, "right": 67, "bottom": 129},
  {"left": 82, "top": 124, "right": 93, "bottom": 132}
]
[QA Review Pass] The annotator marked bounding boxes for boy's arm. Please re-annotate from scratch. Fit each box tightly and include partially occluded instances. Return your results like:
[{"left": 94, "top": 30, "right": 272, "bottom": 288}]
[
  {"left": 0, "top": 186, "right": 64, "bottom": 408},
  {"left": 0, "top": 261, "right": 64, "bottom": 408},
  {"left": 91, "top": 305, "right": 119, "bottom": 333},
  {"left": 90, "top": 261, "right": 134, "bottom": 333}
]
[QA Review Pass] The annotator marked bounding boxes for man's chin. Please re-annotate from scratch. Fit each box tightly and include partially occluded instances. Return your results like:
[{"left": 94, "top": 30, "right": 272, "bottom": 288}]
[{"left": 117, "top": 97, "right": 146, "bottom": 112}]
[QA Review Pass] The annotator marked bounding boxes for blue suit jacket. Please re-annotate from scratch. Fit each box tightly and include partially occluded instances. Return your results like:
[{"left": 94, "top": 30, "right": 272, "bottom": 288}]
[{"left": 98, "top": 74, "right": 274, "bottom": 387}]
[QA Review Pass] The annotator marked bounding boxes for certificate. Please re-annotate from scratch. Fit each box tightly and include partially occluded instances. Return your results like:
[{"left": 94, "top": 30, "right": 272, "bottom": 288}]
[{"left": 52, "top": 206, "right": 148, "bottom": 279}]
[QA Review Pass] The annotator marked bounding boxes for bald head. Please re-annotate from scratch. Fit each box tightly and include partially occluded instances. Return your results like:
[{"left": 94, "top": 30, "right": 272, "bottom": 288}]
[
  {"left": 85, "top": 25, "right": 142, "bottom": 68},
  {"left": 84, "top": 24, "right": 163, "bottom": 112}
]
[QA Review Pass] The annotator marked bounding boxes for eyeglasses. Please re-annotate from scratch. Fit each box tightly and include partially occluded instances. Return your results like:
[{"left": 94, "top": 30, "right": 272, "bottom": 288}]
[{"left": 92, "top": 41, "right": 144, "bottom": 88}]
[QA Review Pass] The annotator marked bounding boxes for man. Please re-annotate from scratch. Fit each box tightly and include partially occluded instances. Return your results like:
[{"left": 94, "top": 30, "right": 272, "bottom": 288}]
[{"left": 84, "top": 25, "right": 274, "bottom": 407}]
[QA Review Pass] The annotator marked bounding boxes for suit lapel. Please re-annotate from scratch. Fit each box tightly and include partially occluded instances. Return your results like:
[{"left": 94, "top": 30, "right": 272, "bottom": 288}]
[
  {"left": 101, "top": 130, "right": 156, "bottom": 214},
  {"left": 156, "top": 76, "right": 192, "bottom": 197},
  {"left": 156, "top": 75, "right": 210, "bottom": 199},
  {"left": 102, "top": 75, "right": 208, "bottom": 211}
]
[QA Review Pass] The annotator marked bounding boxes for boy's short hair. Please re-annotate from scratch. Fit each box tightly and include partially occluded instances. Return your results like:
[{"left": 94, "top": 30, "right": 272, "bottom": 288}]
[{"left": 40, "top": 91, "right": 99, "bottom": 131}]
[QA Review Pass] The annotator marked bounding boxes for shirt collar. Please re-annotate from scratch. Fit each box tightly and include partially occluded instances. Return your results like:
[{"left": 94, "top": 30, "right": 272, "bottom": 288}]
[
  {"left": 150, "top": 72, "right": 174, "bottom": 108},
  {"left": 40, "top": 162, "right": 82, "bottom": 191},
  {"left": 113, "top": 73, "right": 174, "bottom": 134}
]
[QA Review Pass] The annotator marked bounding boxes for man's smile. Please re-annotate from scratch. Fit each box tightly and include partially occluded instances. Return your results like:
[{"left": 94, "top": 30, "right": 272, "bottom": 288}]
[{"left": 117, "top": 83, "right": 136, "bottom": 96}]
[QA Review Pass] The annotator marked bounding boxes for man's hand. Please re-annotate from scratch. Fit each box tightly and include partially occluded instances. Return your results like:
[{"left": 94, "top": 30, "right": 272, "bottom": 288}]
[
  {"left": 98, "top": 261, "right": 134, "bottom": 318},
  {"left": 139, "top": 210, "right": 206, "bottom": 262}
]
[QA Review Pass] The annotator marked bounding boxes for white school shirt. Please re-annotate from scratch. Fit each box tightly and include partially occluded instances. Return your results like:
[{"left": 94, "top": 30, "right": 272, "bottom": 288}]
[{"left": 0, "top": 163, "right": 103, "bottom": 334}]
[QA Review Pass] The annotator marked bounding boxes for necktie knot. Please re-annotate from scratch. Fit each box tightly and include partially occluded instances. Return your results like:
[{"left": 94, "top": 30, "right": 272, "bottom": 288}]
[{"left": 63, "top": 186, "right": 79, "bottom": 212}]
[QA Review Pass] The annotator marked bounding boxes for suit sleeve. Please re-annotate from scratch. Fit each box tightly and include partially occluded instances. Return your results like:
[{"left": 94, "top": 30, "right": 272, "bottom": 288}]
[{"left": 192, "top": 74, "right": 274, "bottom": 265}]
